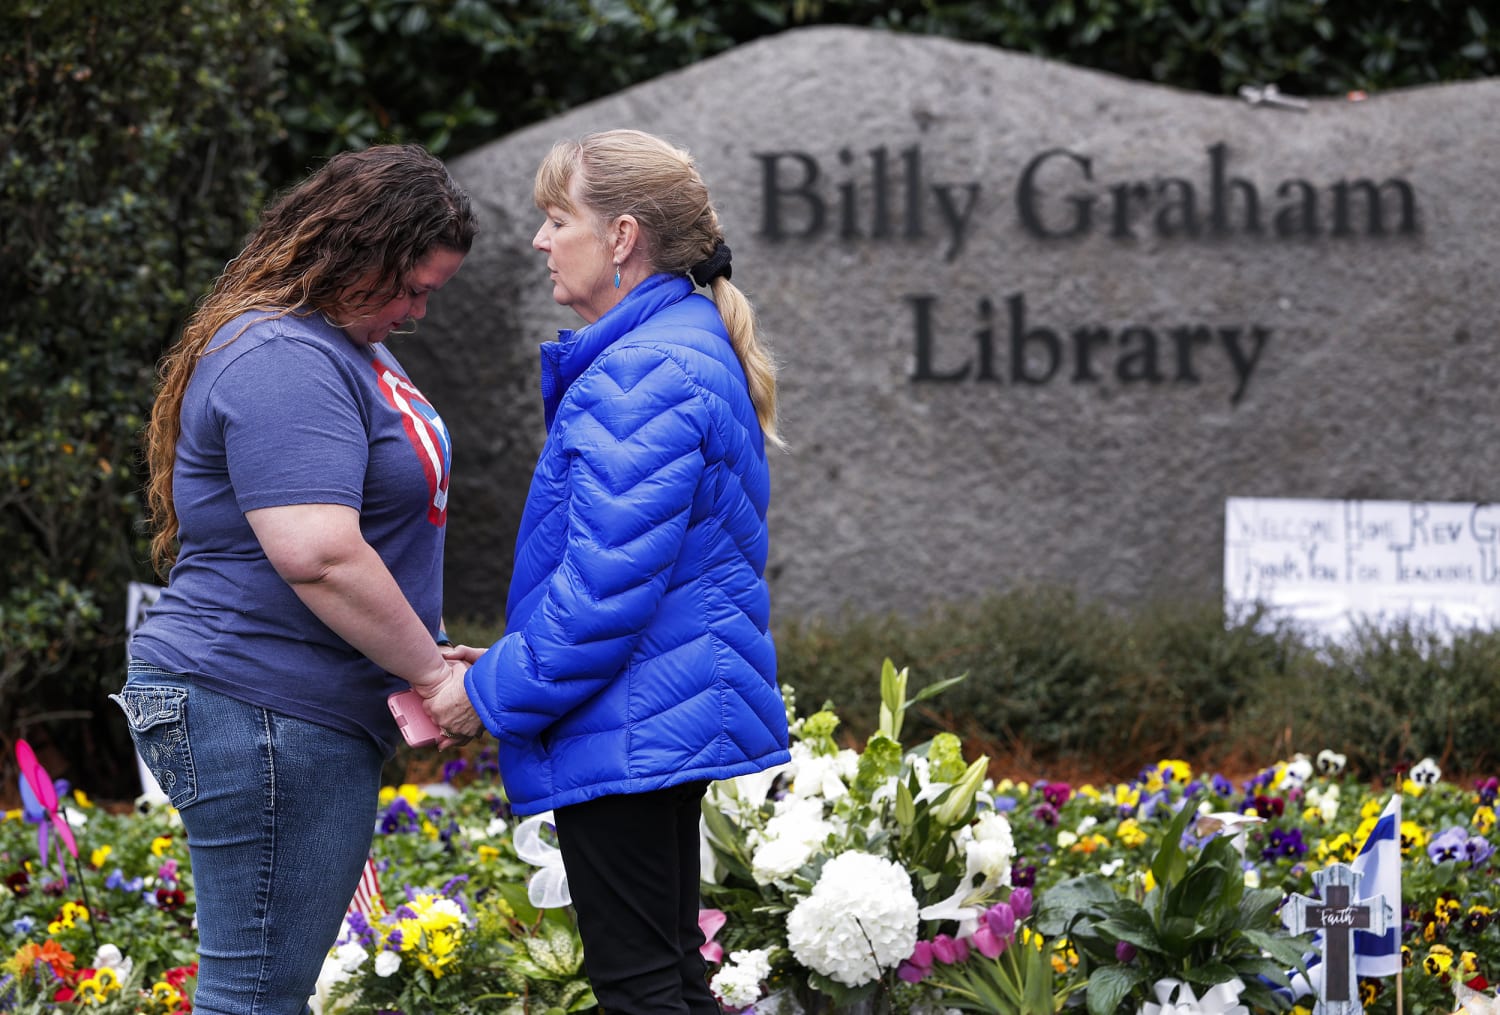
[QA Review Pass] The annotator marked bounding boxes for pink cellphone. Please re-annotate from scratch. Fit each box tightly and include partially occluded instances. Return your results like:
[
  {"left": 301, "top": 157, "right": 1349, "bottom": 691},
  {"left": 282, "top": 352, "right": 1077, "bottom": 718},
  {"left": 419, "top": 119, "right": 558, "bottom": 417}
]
[{"left": 388, "top": 689, "right": 441, "bottom": 747}]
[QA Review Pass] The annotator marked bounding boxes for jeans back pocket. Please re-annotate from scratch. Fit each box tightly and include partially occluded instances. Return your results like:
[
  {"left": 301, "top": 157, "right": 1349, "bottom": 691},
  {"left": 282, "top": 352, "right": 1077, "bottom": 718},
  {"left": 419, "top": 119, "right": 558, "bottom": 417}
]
[{"left": 110, "top": 683, "right": 197, "bottom": 809}]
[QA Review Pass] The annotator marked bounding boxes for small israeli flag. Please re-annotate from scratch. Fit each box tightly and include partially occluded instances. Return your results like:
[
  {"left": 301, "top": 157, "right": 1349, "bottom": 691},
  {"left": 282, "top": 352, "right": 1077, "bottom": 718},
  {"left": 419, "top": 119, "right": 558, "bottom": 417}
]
[{"left": 1280, "top": 793, "right": 1403, "bottom": 998}]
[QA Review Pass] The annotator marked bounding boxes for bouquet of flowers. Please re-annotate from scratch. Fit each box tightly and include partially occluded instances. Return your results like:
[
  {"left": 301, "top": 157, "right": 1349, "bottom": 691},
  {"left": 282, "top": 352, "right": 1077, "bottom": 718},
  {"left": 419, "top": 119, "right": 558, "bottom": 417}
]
[
  {"left": 314, "top": 781, "right": 596, "bottom": 1015},
  {"left": 700, "top": 660, "right": 1080, "bottom": 1012}
]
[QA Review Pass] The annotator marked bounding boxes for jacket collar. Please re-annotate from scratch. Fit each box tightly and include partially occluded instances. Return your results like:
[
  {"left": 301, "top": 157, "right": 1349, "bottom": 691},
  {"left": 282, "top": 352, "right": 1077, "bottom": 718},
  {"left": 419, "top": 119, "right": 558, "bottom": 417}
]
[{"left": 539, "top": 273, "right": 694, "bottom": 428}]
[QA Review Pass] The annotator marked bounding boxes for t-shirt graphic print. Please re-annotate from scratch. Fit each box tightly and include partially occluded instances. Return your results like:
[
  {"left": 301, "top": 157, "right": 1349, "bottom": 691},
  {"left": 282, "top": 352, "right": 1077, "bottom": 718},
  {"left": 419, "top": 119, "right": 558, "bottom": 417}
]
[{"left": 373, "top": 353, "right": 451, "bottom": 526}]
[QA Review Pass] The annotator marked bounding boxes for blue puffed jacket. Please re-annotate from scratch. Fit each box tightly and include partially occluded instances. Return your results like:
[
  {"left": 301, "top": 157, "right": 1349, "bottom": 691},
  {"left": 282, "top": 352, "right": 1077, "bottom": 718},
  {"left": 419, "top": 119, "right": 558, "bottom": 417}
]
[{"left": 466, "top": 273, "right": 791, "bottom": 815}]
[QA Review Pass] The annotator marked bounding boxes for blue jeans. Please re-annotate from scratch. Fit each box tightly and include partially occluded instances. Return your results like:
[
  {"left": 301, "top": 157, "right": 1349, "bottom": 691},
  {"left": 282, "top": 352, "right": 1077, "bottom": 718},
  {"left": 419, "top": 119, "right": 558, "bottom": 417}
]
[{"left": 114, "top": 662, "right": 383, "bottom": 1015}]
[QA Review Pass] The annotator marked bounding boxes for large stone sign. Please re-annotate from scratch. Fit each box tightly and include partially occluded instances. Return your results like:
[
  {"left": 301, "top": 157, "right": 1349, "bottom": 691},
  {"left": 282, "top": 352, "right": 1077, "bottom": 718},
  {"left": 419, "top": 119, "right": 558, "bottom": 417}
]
[{"left": 403, "top": 26, "right": 1500, "bottom": 623}]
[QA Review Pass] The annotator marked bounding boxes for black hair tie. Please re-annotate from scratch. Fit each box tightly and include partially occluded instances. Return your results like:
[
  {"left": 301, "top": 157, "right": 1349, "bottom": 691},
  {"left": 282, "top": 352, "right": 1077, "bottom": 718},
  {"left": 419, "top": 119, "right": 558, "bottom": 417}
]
[{"left": 689, "top": 241, "right": 732, "bottom": 286}]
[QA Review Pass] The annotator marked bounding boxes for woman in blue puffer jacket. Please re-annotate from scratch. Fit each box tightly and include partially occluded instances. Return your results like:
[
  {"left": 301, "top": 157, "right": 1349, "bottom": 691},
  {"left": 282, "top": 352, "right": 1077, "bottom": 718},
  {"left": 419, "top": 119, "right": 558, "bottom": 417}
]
[{"left": 441, "top": 129, "right": 791, "bottom": 1013}]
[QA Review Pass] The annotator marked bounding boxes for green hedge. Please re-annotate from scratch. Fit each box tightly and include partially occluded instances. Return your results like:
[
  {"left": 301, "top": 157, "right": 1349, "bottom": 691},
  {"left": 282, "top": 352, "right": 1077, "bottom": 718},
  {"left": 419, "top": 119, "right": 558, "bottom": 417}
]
[{"left": 772, "top": 588, "right": 1500, "bottom": 782}]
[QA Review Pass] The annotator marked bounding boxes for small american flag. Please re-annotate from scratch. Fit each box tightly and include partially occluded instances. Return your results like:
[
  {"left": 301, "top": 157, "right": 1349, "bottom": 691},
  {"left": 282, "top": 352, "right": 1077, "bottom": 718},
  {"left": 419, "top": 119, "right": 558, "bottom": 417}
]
[{"left": 348, "top": 855, "right": 384, "bottom": 919}]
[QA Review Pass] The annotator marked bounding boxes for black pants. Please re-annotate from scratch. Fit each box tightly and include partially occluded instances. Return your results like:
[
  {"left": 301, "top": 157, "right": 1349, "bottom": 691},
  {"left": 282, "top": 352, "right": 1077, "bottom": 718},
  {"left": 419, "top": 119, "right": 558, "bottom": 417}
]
[{"left": 554, "top": 782, "right": 721, "bottom": 1015}]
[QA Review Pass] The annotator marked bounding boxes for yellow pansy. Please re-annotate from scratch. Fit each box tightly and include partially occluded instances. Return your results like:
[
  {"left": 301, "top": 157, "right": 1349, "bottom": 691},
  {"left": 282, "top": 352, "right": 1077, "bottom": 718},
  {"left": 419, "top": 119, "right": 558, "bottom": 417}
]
[
  {"left": 90, "top": 845, "right": 112, "bottom": 869},
  {"left": 1473, "top": 806, "right": 1496, "bottom": 836},
  {"left": 1423, "top": 944, "right": 1453, "bottom": 976},
  {"left": 1078, "top": 783, "right": 1101, "bottom": 800},
  {"left": 1317, "top": 832, "right": 1357, "bottom": 864},
  {"left": 77, "top": 966, "right": 122, "bottom": 1004},
  {"left": 1116, "top": 819, "right": 1148, "bottom": 848},
  {"left": 150, "top": 836, "right": 174, "bottom": 857},
  {"left": 476, "top": 845, "right": 500, "bottom": 863},
  {"left": 1158, "top": 759, "right": 1192, "bottom": 784},
  {"left": 1398, "top": 820, "right": 1429, "bottom": 854},
  {"left": 72, "top": 789, "right": 93, "bottom": 809},
  {"left": 47, "top": 901, "right": 90, "bottom": 933}
]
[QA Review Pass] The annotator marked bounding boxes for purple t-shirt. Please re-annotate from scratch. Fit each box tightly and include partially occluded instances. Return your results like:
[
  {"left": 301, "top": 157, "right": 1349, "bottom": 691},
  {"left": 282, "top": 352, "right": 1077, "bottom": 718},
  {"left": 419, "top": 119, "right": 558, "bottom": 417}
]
[{"left": 129, "top": 310, "right": 451, "bottom": 754}]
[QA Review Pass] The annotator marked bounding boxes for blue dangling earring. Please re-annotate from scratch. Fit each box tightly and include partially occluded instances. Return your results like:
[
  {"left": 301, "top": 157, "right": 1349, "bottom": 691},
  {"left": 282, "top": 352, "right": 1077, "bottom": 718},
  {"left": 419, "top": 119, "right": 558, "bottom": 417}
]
[{"left": 613, "top": 264, "right": 621, "bottom": 289}]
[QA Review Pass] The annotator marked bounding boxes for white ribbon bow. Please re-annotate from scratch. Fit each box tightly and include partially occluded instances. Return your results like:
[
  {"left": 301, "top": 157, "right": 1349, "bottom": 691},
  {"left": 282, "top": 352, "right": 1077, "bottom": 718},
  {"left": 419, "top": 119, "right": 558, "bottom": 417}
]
[
  {"left": 513, "top": 811, "right": 571, "bottom": 908},
  {"left": 1140, "top": 977, "right": 1250, "bottom": 1015}
]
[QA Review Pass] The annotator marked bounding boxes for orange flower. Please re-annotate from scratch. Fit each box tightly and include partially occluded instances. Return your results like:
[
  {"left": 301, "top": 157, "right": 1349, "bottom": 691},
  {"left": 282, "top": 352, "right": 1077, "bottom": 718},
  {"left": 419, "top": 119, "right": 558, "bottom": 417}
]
[{"left": 13, "top": 939, "right": 77, "bottom": 980}]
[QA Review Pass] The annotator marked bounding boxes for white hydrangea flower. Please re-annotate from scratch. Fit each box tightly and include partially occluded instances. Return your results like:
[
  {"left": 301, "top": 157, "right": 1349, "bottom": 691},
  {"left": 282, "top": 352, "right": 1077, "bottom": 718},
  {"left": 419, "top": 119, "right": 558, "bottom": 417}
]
[
  {"left": 334, "top": 941, "right": 368, "bottom": 974},
  {"left": 786, "top": 851, "right": 918, "bottom": 987},
  {"left": 753, "top": 835, "right": 821, "bottom": 884},
  {"left": 711, "top": 947, "right": 773, "bottom": 1008},
  {"left": 751, "top": 797, "right": 835, "bottom": 884},
  {"left": 374, "top": 949, "right": 402, "bottom": 977}
]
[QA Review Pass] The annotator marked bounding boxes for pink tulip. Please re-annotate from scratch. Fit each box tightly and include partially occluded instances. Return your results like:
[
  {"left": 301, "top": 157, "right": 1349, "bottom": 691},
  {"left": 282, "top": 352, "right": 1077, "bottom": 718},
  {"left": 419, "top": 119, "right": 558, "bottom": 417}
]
[
  {"left": 898, "top": 959, "right": 929, "bottom": 983},
  {"left": 985, "top": 901, "right": 1016, "bottom": 941},
  {"left": 971, "top": 924, "right": 1006, "bottom": 959},
  {"left": 932, "top": 933, "right": 960, "bottom": 965},
  {"left": 909, "top": 940, "right": 934, "bottom": 970},
  {"left": 899, "top": 940, "right": 934, "bottom": 982}
]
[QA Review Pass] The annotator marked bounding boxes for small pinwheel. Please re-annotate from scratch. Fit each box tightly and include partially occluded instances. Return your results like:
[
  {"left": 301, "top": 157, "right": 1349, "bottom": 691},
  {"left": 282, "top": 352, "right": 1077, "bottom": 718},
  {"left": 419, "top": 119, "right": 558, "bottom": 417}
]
[
  {"left": 16, "top": 738, "right": 78, "bottom": 873},
  {"left": 16, "top": 738, "right": 100, "bottom": 950}
]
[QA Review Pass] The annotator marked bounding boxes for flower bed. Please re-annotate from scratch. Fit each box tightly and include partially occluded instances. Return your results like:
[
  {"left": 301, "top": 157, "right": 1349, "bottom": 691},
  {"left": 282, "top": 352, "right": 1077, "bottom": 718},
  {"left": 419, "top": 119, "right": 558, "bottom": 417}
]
[{"left": 2, "top": 662, "right": 1497, "bottom": 1014}]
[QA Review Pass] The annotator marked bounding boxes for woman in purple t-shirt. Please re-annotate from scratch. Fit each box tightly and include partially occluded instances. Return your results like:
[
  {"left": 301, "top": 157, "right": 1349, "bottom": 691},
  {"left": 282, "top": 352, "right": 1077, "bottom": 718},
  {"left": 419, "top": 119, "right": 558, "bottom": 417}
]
[{"left": 116, "top": 145, "right": 484, "bottom": 1015}]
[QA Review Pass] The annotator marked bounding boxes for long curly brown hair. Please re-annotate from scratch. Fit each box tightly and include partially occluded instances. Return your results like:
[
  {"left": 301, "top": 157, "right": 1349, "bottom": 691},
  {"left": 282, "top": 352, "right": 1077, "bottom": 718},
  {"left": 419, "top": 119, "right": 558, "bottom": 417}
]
[{"left": 144, "top": 144, "right": 477, "bottom": 575}]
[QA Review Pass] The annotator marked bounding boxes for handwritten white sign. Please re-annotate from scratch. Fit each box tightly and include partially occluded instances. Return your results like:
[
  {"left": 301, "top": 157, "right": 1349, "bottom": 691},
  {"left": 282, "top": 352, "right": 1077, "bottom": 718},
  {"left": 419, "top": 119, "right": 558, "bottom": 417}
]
[{"left": 1223, "top": 497, "right": 1500, "bottom": 642}]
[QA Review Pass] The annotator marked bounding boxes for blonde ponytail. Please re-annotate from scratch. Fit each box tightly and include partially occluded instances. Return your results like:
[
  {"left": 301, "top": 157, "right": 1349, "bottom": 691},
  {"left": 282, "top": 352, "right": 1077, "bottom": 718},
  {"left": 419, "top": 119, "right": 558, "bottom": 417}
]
[{"left": 709, "top": 276, "right": 783, "bottom": 450}]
